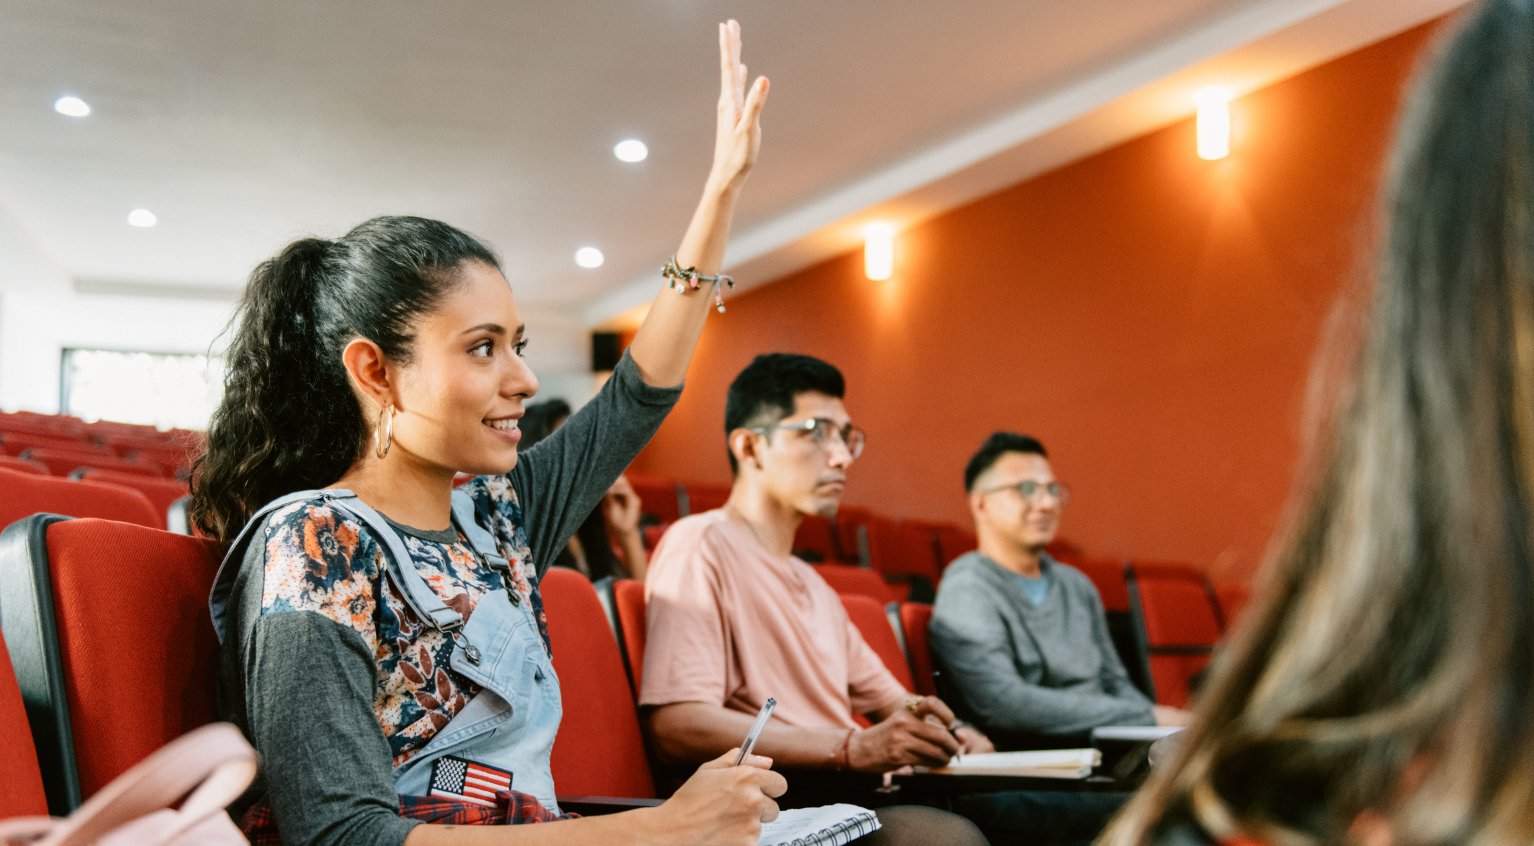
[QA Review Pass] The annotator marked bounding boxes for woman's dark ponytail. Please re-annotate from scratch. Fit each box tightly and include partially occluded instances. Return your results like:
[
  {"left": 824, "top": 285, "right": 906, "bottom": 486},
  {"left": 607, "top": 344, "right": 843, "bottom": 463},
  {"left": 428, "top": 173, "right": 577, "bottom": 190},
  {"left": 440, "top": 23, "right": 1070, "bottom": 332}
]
[{"left": 190, "top": 217, "right": 499, "bottom": 540}]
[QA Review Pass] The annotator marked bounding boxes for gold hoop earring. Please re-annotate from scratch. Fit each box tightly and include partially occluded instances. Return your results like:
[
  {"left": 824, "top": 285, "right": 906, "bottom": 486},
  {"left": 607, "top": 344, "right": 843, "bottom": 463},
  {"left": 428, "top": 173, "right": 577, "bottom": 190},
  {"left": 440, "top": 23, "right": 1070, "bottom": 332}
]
[{"left": 374, "top": 404, "right": 395, "bottom": 460}]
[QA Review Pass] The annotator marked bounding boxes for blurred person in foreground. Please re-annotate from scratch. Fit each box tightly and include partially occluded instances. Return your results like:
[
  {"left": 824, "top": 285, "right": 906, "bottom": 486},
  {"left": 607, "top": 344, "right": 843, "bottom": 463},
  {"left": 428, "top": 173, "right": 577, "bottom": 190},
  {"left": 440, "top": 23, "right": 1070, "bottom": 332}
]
[{"left": 1100, "top": 2, "right": 1534, "bottom": 844}]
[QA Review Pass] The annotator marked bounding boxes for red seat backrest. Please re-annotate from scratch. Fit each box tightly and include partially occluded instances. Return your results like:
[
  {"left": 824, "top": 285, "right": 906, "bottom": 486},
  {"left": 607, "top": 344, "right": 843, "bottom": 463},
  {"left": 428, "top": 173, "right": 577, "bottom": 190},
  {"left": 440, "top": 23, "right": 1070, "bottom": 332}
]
[
  {"left": 915, "top": 522, "right": 976, "bottom": 570},
  {"left": 792, "top": 514, "right": 844, "bottom": 563},
  {"left": 20, "top": 448, "right": 162, "bottom": 478},
  {"left": 640, "top": 521, "right": 670, "bottom": 552},
  {"left": 1129, "top": 561, "right": 1222, "bottom": 708},
  {"left": 0, "top": 455, "right": 48, "bottom": 475},
  {"left": 813, "top": 563, "right": 895, "bottom": 604},
  {"left": 898, "top": 602, "right": 937, "bottom": 697},
  {"left": 0, "top": 628, "right": 48, "bottom": 817},
  {"left": 1214, "top": 582, "right": 1251, "bottom": 631},
  {"left": 863, "top": 517, "right": 942, "bottom": 585},
  {"left": 540, "top": 568, "right": 655, "bottom": 799},
  {"left": 626, "top": 475, "right": 682, "bottom": 525},
  {"left": 1071, "top": 556, "right": 1130, "bottom": 612},
  {"left": 2, "top": 434, "right": 103, "bottom": 457},
  {"left": 837, "top": 593, "right": 914, "bottom": 691},
  {"left": 681, "top": 482, "right": 729, "bottom": 517},
  {"left": 74, "top": 469, "right": 189, "bottom": 528},
  {"left": 42, "top": 518, "right": 224, "bottom": 799},
  {"left": 0, "top": 467, "right": 161, "bottom": 530},
  {"left": 830, "top": 505, "right": 873, "bottom": 564},
  {"left": 611, "top": 578, "right": 648, "bottom": 693}
]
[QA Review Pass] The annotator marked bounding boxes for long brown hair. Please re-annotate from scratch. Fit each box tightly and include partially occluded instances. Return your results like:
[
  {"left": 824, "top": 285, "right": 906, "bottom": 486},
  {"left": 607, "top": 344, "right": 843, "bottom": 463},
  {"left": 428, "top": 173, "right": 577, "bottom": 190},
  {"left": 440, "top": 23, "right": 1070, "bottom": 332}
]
[{"left": 1101, "top": 2, "right": 1534, "bottom": 843}]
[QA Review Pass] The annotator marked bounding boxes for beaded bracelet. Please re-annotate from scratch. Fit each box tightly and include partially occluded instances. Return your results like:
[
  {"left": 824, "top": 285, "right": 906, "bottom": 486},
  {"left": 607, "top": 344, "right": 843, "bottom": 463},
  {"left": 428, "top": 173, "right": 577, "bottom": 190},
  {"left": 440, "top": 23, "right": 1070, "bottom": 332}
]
[{"left": 661, "top": 254, "right": 735, "bottom": 313}]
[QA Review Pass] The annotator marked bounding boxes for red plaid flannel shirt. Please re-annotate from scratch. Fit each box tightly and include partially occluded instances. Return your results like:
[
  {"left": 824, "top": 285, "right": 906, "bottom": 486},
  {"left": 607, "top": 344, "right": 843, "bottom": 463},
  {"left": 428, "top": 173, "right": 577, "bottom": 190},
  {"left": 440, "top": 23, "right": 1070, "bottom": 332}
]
[{"left": 242, "top": 790, "right": 578, "bottom": 844}]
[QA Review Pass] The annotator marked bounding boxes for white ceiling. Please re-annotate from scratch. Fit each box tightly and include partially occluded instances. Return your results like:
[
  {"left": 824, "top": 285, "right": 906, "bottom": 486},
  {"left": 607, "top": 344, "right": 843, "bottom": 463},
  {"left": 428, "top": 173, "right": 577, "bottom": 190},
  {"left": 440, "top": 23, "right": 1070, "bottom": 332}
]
[{"left": 0, "top": 0, "right": 1467, "bottom": 327}]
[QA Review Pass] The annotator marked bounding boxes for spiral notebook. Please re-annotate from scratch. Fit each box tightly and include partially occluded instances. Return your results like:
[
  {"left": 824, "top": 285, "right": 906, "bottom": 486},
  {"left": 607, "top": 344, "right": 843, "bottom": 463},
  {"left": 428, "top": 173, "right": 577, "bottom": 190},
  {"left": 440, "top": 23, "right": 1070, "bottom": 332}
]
[{"left": 759, "top": 803, "right": 880, "bottom": 846}]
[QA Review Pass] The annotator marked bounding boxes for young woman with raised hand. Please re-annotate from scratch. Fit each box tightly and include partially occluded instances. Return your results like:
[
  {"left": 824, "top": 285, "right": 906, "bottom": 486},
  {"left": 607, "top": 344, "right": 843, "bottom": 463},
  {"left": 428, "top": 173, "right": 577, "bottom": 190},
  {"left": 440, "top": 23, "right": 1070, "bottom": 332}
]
[
  {"left": 1100, "top": 1, "right": 1534, "bottom": 844},
  {"left": 194, "top": 22, "right": 782, "bottom": 846}
]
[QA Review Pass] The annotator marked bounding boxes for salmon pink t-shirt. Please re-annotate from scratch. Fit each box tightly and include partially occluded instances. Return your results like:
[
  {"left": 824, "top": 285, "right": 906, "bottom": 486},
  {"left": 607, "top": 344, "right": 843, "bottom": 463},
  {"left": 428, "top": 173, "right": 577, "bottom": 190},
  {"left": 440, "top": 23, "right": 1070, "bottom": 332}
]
[{"left": 639, "top": 510, "right": 909, "bottom": 728}]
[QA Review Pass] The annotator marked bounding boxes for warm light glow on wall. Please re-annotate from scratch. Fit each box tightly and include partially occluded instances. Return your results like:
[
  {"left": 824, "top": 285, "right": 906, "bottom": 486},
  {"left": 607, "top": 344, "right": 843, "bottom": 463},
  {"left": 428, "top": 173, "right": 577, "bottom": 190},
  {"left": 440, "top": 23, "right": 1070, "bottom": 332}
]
[
  {"left": 1196, "top": 87, "right": 1232, "bottom": 160},
  {"left": 864, "top": 222, "right": 895, "bottom": 280}
]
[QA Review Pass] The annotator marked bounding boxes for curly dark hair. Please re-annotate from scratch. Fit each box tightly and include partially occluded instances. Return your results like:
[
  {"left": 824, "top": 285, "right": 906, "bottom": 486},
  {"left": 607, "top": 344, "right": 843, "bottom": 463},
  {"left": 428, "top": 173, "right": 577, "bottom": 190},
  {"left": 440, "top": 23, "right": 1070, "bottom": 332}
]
[{"left": 189, "top": 215, "right": 499, "bottom": 540}]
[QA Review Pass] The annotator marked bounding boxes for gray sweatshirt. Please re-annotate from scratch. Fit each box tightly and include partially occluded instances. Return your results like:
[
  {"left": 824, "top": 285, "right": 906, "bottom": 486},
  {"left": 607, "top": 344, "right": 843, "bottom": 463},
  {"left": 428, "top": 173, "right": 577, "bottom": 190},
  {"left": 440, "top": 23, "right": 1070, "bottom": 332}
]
[
  {"left": 216, "top": 352, "right": 680, "bottom": 846},
  {"left": 930, "top": 552, "right": 1154, "bottom": 740}
]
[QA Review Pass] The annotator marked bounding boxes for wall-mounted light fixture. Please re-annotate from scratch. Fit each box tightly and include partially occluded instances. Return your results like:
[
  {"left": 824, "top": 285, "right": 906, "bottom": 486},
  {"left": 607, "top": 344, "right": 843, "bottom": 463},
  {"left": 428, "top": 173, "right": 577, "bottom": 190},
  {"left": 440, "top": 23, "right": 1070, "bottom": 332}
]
[
  {"left": 864, "top": 222, "right": 895, "bottom": 281},
  {"left": 1196, "top": 87, "right": 1232, "bottom": 160}
]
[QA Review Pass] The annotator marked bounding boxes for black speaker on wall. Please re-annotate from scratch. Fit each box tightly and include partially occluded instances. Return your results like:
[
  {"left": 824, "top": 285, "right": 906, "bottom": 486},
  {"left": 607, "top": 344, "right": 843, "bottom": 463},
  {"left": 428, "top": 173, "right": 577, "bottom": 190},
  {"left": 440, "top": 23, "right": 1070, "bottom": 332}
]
[{"left": 591, "top": 331, "right": 622, "bottom": 372}]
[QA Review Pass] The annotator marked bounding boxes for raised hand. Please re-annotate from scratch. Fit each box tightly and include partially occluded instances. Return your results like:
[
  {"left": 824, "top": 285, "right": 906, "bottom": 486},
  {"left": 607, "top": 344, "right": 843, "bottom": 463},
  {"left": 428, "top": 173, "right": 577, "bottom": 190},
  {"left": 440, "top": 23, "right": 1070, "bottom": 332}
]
[
  {"left": 709, "top": 19, "right": 770, "bottom": 191},
  {"left": 603, "top": 474, "right": 643, "bottom": 535}
]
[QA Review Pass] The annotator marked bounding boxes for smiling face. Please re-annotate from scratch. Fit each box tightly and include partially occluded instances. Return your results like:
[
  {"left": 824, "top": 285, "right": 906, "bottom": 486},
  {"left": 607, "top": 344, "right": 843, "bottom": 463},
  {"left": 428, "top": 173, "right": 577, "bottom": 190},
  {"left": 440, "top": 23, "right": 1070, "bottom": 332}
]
[
  {"left": 971, "top": 451, "right": 1063, "bottom": 554},
  {"left": 741, "top": 391, "right": 856, "bottom": 519},
  {"left": 386, "top": 260, "right": 539, "bottom": 476}
]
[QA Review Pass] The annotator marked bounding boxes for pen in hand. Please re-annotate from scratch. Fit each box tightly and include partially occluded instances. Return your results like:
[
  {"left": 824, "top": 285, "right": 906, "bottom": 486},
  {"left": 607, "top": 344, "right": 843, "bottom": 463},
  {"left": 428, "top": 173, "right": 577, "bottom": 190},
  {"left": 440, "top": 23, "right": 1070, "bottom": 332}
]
[{"left": 734, "top": 697, "right": 777, "bottom": 766}]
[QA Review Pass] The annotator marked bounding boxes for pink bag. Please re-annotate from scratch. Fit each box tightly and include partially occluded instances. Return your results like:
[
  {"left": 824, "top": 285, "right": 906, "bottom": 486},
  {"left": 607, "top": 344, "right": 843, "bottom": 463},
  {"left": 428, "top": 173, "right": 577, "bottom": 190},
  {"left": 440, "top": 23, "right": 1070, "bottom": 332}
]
[{"left": 0, "top": 723, "right": 257, "bottom": 846}]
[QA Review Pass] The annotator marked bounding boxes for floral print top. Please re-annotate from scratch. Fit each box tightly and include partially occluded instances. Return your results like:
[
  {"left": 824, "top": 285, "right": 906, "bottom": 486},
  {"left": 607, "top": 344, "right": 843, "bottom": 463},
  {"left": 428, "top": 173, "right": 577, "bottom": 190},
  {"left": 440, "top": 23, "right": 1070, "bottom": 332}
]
[{"left": 257, "top": 475, "right": 549, "bottom": 766}]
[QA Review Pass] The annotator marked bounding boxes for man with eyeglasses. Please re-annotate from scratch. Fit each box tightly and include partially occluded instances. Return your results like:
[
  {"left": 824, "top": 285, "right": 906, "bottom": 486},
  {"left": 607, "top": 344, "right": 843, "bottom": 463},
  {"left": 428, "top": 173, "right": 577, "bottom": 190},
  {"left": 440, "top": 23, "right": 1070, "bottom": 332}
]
[
  {"left": 640, "top": 355, "right": 1128, "bottom": 845},
  {"left": 637, "top": 354, "right": 1001, "bottom": 837},
  {"left": 931, "top": 433, "right": 1191, "bottom": 748}
]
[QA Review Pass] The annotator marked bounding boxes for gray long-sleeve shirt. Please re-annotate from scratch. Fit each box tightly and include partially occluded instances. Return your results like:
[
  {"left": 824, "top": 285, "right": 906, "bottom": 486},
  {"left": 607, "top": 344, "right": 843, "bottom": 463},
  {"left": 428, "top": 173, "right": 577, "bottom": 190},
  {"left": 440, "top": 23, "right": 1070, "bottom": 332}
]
[
  {"left": 930, "top": 552, "right": 1154, "bottom": 740},
  {"left": 216, "top": 351, "right": 680, "bottom": 846}
]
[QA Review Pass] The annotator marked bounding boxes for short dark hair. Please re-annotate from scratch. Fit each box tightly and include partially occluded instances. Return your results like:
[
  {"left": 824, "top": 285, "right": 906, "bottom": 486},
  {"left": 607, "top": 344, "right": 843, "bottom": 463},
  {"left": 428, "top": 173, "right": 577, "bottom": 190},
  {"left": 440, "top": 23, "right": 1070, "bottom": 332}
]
[
  {"left": 964, "top": 432, "right": 1048, "bottom": 492},
  {"left": 724, "top": 353, "right": 845, "bottom": 473}
]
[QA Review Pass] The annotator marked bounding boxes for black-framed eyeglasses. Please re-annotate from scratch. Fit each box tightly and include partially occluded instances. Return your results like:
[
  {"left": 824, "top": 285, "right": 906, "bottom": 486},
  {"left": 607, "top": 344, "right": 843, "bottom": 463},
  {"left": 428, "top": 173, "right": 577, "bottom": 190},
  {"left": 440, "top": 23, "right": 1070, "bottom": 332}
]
[
  {"left": 981, "top": 479, "right": 1069, "bottom": 505},
  {"left": 754, "top": 417, "right": 866, "bottom": 460}
]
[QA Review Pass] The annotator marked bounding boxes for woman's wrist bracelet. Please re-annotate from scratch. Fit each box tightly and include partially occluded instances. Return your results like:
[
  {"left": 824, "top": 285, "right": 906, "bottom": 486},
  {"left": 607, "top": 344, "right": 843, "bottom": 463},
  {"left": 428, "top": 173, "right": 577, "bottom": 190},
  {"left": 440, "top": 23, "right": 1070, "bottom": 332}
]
[{"left": 662, "top": 254, "right": 735, "bottom": 313}]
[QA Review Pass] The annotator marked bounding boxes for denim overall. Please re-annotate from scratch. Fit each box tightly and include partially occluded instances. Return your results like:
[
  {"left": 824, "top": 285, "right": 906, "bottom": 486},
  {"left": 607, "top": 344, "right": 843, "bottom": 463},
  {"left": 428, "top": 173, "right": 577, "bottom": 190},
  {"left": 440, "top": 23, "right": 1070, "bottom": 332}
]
[{"left": 210, "top": 488, "right": 565, "bottom": 813}]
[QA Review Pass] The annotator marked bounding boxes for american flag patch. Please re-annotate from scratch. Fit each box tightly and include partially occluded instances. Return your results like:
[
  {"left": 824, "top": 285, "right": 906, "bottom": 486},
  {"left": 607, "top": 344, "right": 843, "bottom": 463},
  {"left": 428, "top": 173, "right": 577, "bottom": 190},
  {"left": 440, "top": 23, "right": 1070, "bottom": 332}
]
[{"left": 428, "top": 755, "right": 513, "bottom": 807}]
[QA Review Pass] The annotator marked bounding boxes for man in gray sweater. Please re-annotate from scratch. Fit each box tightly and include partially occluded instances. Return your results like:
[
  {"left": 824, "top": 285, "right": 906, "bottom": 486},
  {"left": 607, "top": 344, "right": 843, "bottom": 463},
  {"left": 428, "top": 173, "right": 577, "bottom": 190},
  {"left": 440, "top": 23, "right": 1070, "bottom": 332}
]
[{"left": 930, "top": 433, "right": 1190, "bottom": 745}]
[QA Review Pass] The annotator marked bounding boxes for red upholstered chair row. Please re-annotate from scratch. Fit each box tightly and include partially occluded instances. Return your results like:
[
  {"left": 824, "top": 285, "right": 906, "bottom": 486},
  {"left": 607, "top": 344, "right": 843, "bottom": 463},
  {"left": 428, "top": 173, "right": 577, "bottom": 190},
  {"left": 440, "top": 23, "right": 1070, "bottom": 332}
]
[
  {"left": 539, "top": 568, "right": 658, "bottom": 801},
  {"left": 0, "top": 515, "right": 224, "bottom": 812},
  {"left": 0, "top": 627, "right": 48, "bottom": 817},
  {"left": 19, "top": 447, "right": 165, "bottom": 478},
  {"left": 626, "top": 475, "right": 683, "bottom": 525},
  {"left": 0, "top": 455, "right": 48, "bottom": 475},
  {"left": 813, "top": 562, "right": 899, "bottom": 603},
  {"left": 838, "top": 593, "right": 915, "bottom": 692},
  {"left": 1126, "top": 561, "right": 1223, "bottom": 708},
  {"left": 0, "top": 467, "right": 162, "bottom": 532},
  {"left": 0, "top": 433, "right": 111, "bottom": 457},
  {"left": 73, "top": 468, "right": 190, "bottom": 527}
]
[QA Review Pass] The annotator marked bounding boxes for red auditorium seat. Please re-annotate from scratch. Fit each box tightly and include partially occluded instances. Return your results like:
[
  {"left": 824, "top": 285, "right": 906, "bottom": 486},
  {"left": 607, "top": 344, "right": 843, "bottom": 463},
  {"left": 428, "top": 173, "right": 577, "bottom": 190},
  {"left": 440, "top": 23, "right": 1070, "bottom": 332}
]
[
  {"left": 626, "top": 475, "right": 683, "bottom": 525},
  {"left": 792, "top": 514, "right": 843, "bottom": 563},
  {"left": 0, "top": 433, "right": 103, "bottom": 456},
  {"left": 539, "top": 568, "right": 657, "bottom": 800},
  {"left": 19, "top": 447, "right": 162, "bottom": 478},
  {"left": 0, "top": 516, "right": 224, "bottom": 811},
  {"left": 905, "top": 520, "right": 976, "bottom": 570},
  {"left": 0, "top": 467, "right": 161, "bottom": 530},
  {"left": 0, "top": 455, "right": 47, "bottom": 475},
  {"left": 0, "top": 412, "right": 84, "bottom": 439},
  {"left": 830, "top": 505, "right": 873, "bottom": 564},
  {"left": 72, "top": 468, "right": 189, "bottom": 529},
  {"left": 0, "top": 628, "right": 49, "bottom": 818},
  {"left": 838, "top": 593, "right": 914, "bottom": 691},
  {"left": 640, "top": 521, "right": 670, "bottom": 551},
  {"left": 1127, "top": 561, "right": 1223, "bottom": 708},
  {"left": 1214, "top": 582, "right": 1252, "bottom": 631},
  {"left": 608, "top": 578, "right": 648, "bottom": 692},
  {"left": 681, "top": 482, "right": 729, "bottom": 516},
  {"left": 814, "top": 563, "right": 896, "bottom": 603},
  {"left": 895, "top": 602, "right": 937, "bottom": 697},
  {"left": 1070, "top": 556, "right": 1154, "bottom": 697},
  {"left": 863, "top": 516, "right": 943, "bottom": 587}
]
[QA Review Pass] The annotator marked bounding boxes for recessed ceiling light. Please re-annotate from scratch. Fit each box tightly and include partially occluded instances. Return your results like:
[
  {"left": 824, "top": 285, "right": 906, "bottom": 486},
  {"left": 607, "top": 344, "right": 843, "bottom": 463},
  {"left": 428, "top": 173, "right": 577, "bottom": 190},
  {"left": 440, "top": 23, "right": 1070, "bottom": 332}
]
[
  {"left": 127, "top": 209, "right": 157, "bottom": 228},
  {"left": 54, "top": 96, "right": 91, "bottom": 117},
  {"left": 575, "top": 247, "right": 605, "bottom": 268},
  {"left": 613, "top": 139, "right": 648, "bottom": 163}
]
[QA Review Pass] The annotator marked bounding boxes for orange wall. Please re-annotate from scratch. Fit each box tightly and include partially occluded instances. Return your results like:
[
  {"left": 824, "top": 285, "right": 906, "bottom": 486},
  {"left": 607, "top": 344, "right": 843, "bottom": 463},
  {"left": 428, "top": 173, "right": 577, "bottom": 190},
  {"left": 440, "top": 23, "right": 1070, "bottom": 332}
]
[{"left": 631, "top": 22, "right": 1441, "bottom": 581}]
